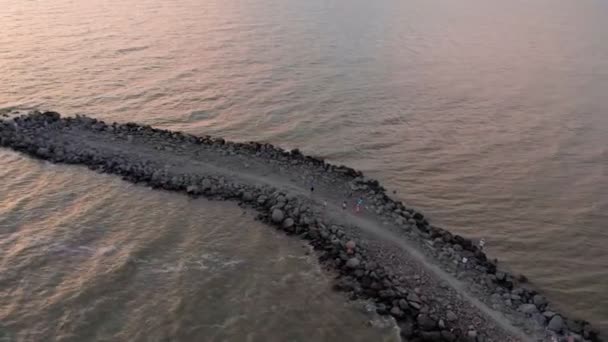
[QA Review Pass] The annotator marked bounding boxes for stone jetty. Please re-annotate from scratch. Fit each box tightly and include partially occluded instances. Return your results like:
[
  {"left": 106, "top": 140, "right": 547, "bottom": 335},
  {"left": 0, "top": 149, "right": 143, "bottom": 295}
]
[{"left": 0, "top": 110, "right": 602, "bottom": 342}]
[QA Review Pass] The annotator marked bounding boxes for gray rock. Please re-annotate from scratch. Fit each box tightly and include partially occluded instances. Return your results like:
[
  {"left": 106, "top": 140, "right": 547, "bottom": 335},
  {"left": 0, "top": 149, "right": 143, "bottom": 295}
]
[
  {"left": 398, "top": 299, "right": 409, "bottom": 310},
  {"left": 390, "top": 306, "right": 403, "bottom": 317},
  {"left": 496, "top": 272, "right": 506, "bottom": 281},
  {"left": 467, "top": 330, "right": 477, "bottom": 339},
  {"left": 201, "top": 178, "right": 212, "bottom": 189},
  {"left": 186, "top": 185, "right": 200, "bottom": 194},
  {"left": 399, "top": 320, "right": 414, "bottom": 338},
  {"left": 417, "top": 314, "right": 437, "bottom": 331},
  {"left": 567, "top": 319, "right": 583, "bottom": 334},
  {"left": 446, "top": 310, "right": 457, "bottom": 322},
  {"left": 409, "top": 301, "right": 421, "bottom": 310},
  {"left": 242, "top": 192, "right": 253, "bottom": 201},
  {"left": 271, "top": 209, "right": 285, "bottom": 223},
  {"left": 282, "top": 218, "right": 294, "bottom": 229},
  {"left": 533, "top": 294, "right": 547, "bottom": 308},
  {"left": 511, "top": 287, "right": 525, "bottom": 296},
  {"left": 441, "top": 330, "right": 456, "bottom": 342},
  {"left": 531, "top": 313, "right": 546, "bottom": 326},
  {"left": 490, "top": 293, "right": 502, "bottom": 303},
  {"left": 518, "top": 303, "right": 538, "bottom": 315},
  {"left": 547, "top": 315, "right": 564, "bottom": 332},
  {"left": 345, "top": 240, "right": 356, "bottom": 250},
  {"left": 407, "top": 292, "right": 421, "bottom": 303},
  {"left": 420, "top": 331, "right": 442, "bottom": 341},
  {"left": 346, "top": 258, "right": 360, "bottom": 269},
  {"left": 542, "top": 311, "right": 556, "bottom": 319}
]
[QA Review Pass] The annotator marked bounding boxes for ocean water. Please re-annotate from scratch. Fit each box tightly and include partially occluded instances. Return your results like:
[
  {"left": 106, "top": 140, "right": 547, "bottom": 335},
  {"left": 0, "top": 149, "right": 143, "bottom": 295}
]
[
  {"left": 0, "top": 150, "right": 398, "bottom": 341},
  {"left": 1, "top": 0, "right": 607, "bottom": 336}
]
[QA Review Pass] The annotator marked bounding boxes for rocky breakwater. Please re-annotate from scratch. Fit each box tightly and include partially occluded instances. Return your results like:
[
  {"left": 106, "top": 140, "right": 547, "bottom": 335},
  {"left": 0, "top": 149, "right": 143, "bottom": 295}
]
[{"left": 0, "top": 110, "right": 603, "bottom": 342}]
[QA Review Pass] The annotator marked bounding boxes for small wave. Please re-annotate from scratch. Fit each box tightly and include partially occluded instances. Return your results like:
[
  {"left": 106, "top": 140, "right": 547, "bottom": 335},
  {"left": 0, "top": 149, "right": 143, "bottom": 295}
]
[
  {"left": 115, "top": 46, "right": 149, "bottom": 54},
  {"left": 132, "top": 252, "right": 243, "bottom": 274}
]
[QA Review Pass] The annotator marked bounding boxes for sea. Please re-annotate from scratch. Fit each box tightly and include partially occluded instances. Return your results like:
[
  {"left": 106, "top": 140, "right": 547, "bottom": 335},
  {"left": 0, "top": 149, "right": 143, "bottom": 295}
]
[{"left": 1, "top": 0, "right": 607, "bottom": 339}]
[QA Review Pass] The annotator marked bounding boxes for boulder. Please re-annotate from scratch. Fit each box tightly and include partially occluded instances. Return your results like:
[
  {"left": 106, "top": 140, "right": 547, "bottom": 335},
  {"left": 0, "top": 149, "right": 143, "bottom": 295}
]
[
  {"left": 531, "top": 313, "right": 546, "bottom": 326},
  {"left": 399, "top": 320, "right": 414, "bottom": 338},
  {"left": 409, "top": 301, "right": 421, "bottom": 310},
  {"left": 186, "top": 185, "right": 200, "bottom": 194},
  {"left": 390, "top": 306, "right": 403, "bottom": 318},
  {"left": 242, "top": 192, "right": 254, "bottom": 201},
  {"left": 420, "top": 331, "right": 442, "bottom": 341},
  {"left": 417, "top": 314, "right": 437, "bottom": 331},
  {"left": 547, "top": 315, "right": 564, "bottom": 332},
  {"left": 346, "top": 258, "right": 360, "bottom": 269},
  {"left": 446, "top": 310, "right": 457, "bottom": 322},
  {"left": 542, "top": 311, "right": 556, "bottom": 319},
  {"left": 441, "top": 330, "right": 456, "bottom": 342},
  {"left": 271, "top": 209, "right": 285, "bottom": 223},
  {"left": 407, "top": 292, "right": 421, "bottom": 303},
  {"left": 567, "top": 319, "right": 583, "bottom": 334},
  {"left": 533, "top": 294, "right": 547, "bottom": 308},
  {"left": 518, "top": 303, "right": 538, "bottom": 315},
  {"left": 345, "top": 240, "right": 356, "bottom": 250},
  {"left": 282, "top": 218, "right": 294, "bottom": 229}
]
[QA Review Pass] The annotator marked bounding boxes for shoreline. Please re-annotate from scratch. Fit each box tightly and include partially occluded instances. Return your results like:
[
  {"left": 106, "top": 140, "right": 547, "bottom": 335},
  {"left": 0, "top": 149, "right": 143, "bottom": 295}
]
[{"left": 0, "top": 110, "right": 602, "bottom": 342}]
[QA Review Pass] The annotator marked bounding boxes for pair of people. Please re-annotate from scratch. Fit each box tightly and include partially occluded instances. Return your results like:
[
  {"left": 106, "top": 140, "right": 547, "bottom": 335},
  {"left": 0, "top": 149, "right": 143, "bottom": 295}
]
[{"left": 341, "top": 197, "right": 364, "bottom": 212}]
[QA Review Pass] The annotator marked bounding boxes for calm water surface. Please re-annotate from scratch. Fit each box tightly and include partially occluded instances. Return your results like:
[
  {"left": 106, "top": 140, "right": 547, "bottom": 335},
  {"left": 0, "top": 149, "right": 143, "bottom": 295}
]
[{"left": 1, "top": 0, "right": 607, "bottom": 335}]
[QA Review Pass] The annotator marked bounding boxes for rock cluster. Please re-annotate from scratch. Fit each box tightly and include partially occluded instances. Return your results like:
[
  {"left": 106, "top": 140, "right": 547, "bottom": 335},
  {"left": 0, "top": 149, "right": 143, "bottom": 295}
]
[{"left": 0, "top": 111, "right": 602, "bottom": 342}]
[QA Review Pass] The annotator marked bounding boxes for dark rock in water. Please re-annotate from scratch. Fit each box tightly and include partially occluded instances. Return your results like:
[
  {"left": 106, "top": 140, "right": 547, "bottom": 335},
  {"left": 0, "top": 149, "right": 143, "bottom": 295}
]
[
  {"left": 346, "top": 258, "right": 360, "bottom": 269},
  {"left": 399, "top": 320, "right": 414, "bottom": 339},
  {"left": 533, "top": 294, "right": 547, "bottom": 308},
  {"left": 271, "top": 209, "right": 285, "bottom": 223},
  {"left": 376, "top": 303, "right": 388, "bottom": 315},
  {"left": 567, "top": 319, "right": 583, "bottom": 334},
  {"left": 547, "top": 315, "right": 564, "bottom": 332},
  {"left": 583, "top": 323, "right": 599, "bottom": 340},
  {"left": 417, "top": 314, "right": 437, "bottom": 331}
]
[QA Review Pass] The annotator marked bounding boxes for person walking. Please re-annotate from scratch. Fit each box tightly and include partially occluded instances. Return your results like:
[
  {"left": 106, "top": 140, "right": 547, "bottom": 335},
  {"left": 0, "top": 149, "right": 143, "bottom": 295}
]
[{"left": 355, "top": 197, "right": 363, "bottom": 213}]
